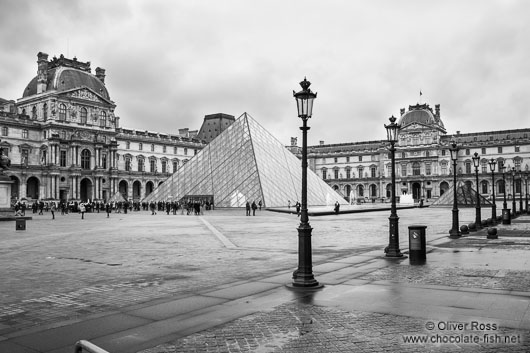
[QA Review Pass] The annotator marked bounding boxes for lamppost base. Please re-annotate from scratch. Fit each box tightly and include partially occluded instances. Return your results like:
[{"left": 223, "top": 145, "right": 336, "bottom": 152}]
[{"left": 449, "top": 229, "right": 461, "bottom": 238}]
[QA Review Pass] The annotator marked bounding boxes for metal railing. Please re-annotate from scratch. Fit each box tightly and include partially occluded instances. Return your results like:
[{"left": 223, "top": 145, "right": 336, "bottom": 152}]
[{"left": 74, "top": 340, "right": 110, "bottom": 353}]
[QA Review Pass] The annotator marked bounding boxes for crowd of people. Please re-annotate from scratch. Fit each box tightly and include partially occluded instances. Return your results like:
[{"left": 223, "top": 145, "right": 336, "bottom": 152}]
[{"left": 12, "top": 199, "right": 216, "bottom": 219}]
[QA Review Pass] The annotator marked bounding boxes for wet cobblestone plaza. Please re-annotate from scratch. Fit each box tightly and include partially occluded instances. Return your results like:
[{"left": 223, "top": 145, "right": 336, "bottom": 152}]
[{"left": 1, "top": 205, "right": 530, "bottom": 352}]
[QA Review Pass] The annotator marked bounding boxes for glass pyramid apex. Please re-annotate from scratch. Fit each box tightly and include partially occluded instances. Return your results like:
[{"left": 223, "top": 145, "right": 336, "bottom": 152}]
[{"left": 144, "top": 113, "right": 347, "bottom": 207}]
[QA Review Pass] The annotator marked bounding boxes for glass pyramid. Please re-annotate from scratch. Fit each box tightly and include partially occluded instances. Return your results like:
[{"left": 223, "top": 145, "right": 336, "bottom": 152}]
[
  {"left": 430, "top": 184, "right": 493, "bottom": 208},
  {"left": 143, "top": 113, "right": 347, "bottom": 208}
]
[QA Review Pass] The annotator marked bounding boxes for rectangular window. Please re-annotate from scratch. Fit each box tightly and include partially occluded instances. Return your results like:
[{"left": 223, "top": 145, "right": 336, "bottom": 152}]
[
  {"left": 125, "top": 159, "right": 131, "bottom": 171},
  {"left": 162, "top": 160, "right": 167, "bottom": 173},
  {"left": 139, "top": 143, "right": 143, "bottom": 151},
  {"left": 184, "top": 148, "right": 188, "bottom": 155},
  {"left": 498, "top": 146, "right": 503, "bottom": 153},
  {"left": 173, "top": 161, "right": 178, "bottom": 172},
  {"left": 359, "top": 156, "right": 363, "bottom": 162},
  {"left": 482, "top": 163, "right": 487, "bottom": 173},
  {"left": 442, "top": 150, "right": 446, "bottom": 156},
  {"left": 1, "top": 126, "right": 7, "bottom": 136},
  {"left": 346, "top": 169, "right": 351, "bottom": 179},
  {"left": 151, "top": 144, "right": 155, "bottom": 152},
  {"left": 441, "top": 165, "right": 447, "bottom": 175},
  {"left": 21, "top": 149, "right": 29, "bottom": 166},
  {"left": 138, "top": 159, "right": 144, "bottom": 172},
  {"left": 515, "top": 146, "right": 520, "bottom": 152},
  {"left": 465, "top": 162, "right": 471, "bottom": 174},
  {"left": 163, "top": 145, "right": 167, "bottom": 153},
  {"left": 334, "top": 169, "right": 339, "bottom": 179},
  {"left": 346, "top": 156, "right": 350, "bottom": 162},
  {"left": 371, "top": 155, "right": 376, "bottom": 161},
  {"left": 102, "top": 154, "right": 107, "bottom": 169},
  {"left": 481, "top": 147, "right": 486, "bottom": 154},
  {"left": 150, "top": 159, "right": 156, "bottom": 172},
  {"left": 401, "top": 152, "right": 406, "bottom": 158},
  {"left": 371, "top": 167, "right": 376, "bottom": 178},
  {"left": 465, "top": 148, "right": 470, "bottom": 155},
  {"left": 126, "top": 141, "right": 130, "bottom": 149},
  {"left": 358, "top": 167, "right": 364, "bottom": 178},
  {"left": 22, "top": 129, "right": 28, "bottom": 139},
  {"left": 401, "top": 165, "right": 406, "bottom": 177},
  {"left": 334, "top": 157, "right": 338, "bottom": 163},
  {"left": 60, "top": 150, "right": 67, "bottom": 167},
  {"left": 426, "top": 164, "right": 431, "bottom": 175},
  {"left": 174, "top": 146, "right": 178, "bottom": 154},
  {"left": 194, "top": 149, "right": 198, "bottom": 155},
  {"left": 322, "top": 170, "right": 327, "bottom": 180}
]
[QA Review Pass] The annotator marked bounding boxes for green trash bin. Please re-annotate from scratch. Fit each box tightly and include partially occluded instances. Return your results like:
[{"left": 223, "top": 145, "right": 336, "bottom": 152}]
[
  {"left": 16, "top": 219, "right": 26, "bottom": 231},
  {"left": 502, "top": 209, "right": 511, "bottom": 225}
]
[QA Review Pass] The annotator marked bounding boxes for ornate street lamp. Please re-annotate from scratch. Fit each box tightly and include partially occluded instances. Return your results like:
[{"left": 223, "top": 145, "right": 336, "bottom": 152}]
[
  {"left": 524, "top": 172, "right": 528, "bottom": 214},
  {"left": 500, "top": 161, "right": 510, "bottom": 224},
  {"left": 488, "top": 158, "right": 497, "bottom": 224},
  {"left": 449, "top": 141, "right": 461, "bottom": 238},
  {"left": 519, "top": 172, "right": 524, "bottom": 216},
  {"left": 472, "top": 152, "right": 482, "bottom": 229},
  {"left": 291, "top": 77, "right": 321, "bottom": 288},
  {"left": 512, "top": 167, "right": 517, "bottom": 218},
  {"left": 384, "top": 115, "right": 403, "bottom": 257}
]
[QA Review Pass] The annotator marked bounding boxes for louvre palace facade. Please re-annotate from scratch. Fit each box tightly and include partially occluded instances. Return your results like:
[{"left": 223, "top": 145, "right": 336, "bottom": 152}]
[
  {"left": 0, "top": 52, "right": 207, "bottom": 203},
  {"left": 289, "top": 103, "right": 530, "bottom": 203}
]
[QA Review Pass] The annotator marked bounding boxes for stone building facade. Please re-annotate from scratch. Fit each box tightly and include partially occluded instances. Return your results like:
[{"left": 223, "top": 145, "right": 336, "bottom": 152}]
[
  {"left": 0, "top": 52, "right": 206, "bottom": 203},
  {"left": 290, "top": 103, "right": 530, "bottom": 203}
]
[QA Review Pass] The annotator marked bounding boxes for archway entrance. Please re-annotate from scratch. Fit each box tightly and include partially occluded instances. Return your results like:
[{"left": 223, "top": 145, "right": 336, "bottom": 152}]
[
  {"left": 146, "top": 181, "right": 154, "bottom": 197},
  {"left": 412, "top": 182, "right": 421, "bottom": 200},
  {"left": 26, "top": 176, "right": 39, "bottom": 200},
  {"left": 10, "top": 175, "right": 20, "bottom": 201},
  {"left": 119, "top": 180, "right": 128, "bottom": 200},
  {"left": 133, "top": 180, "right": 141, "bottom": 201},
  {"left": 440, "top": 181, "right": 449, "bottom": 196},
  {"left": 80, "top": 178, "right": 93, "bottom": 201},
  {"left": 386, "top": 184, "right": 392, "bottom": 198}
]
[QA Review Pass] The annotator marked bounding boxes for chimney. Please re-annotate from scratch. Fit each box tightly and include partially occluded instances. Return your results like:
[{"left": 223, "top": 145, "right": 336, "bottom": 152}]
[
  {"left": 400, "top": 108, "right": 405, "bottom": 116},
  {"left": 179, "top": 128, "right": 189, "bottom": 137},
  {"left": 95, "top": 67, "right": 106, "bottom": 85},
  {"left": 435, "top": 104, "right": 440, "bottom": 118},
  {"left": 291, "top": 137, "right": 297, "bottom": 146},
  {"left": 37, "top": 52, "right": 49, "bottom": 94},
  {"left": 319, "top": 140, "right": 325, "bottom": 146}
]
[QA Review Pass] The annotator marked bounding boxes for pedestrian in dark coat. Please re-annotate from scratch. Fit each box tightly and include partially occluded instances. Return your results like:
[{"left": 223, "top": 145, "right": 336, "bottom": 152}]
[
  {"left": 251, "top": 201, "right": 257, "bottom": 216},
  {"left": 245, "top": 202, "right": 251, "bottom": 216}
]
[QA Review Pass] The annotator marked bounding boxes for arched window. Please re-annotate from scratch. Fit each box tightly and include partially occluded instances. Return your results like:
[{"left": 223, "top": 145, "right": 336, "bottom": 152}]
[
  {"left": 149, "top": 159, "right": 156, "bottom": 172},
  {"left": 370, "top": 184, "right": 377, "bottom": 197},
  {"left": 357, "top": 185, "right": 364, "bottom": 197},
  {"left": 100, "top": 111, "right": 106, "bottom": 127},
  {"left": 80, "top": 108, "right": 87, "bottom": 124},
  {"left": 125, "top": 157, "right": 131, "bottom": 171},
  {"left": 481, "top": 180, "right": 488, "bottom": 194},
  {"left": 32, "top": 106, "right": 37, "bottom": 119},
  {"left": 138, "top": 158, "right": 144, "bottom": 172},
  {"left": 59, "top": 104, "right": 66, "bottom": 121},
  {"left": 43, "top": 103, "right": 47, "bottom": 121},
  {"left": 81, "top": 149, "right": 91, "bottom": 169}
]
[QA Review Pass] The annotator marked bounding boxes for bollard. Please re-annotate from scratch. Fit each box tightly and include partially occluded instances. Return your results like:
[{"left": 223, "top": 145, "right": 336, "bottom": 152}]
[
  {"left": 460, "top": 224, "right": 469, "bottom": 235},
  {"left": 502, "top": 209, "right": 511, "bottom": 225},
  {"left": 16, "top": 218, "right": 26, "bottom": 231},
  {"left": 408, "top": 225, "right": 427, "bottom": 265}
]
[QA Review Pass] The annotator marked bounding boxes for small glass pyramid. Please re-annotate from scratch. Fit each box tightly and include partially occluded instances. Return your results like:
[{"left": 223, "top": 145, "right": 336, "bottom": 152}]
[{"left": 143, "top": 113, "right": 347, "bottom": 207}]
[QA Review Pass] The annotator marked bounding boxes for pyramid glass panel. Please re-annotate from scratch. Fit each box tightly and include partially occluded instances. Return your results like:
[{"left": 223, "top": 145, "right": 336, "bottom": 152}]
[{"left": 143, "top": 113, "right": 347, "bottom": 207}]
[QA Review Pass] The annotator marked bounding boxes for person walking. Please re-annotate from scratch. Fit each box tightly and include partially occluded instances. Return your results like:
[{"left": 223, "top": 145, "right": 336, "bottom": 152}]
[
  {"left": 258, "top": 200, "right": 262, "bottom": 210},
  {"left": 79, "top": 202, "right": 86, "bottom": 219},
  {"left": 51, "top": 202, "right": 56, "bottom": 220},
  {"left": 245, "top": 201, "right": 251, "bottom": 216},
  {"left": 295, "top": 201, "right": 301, "bottom": 217},
  {"left": 334, "top": 201, "right": 340, "bottom": 215},
  {"left": 106, "top": 202, "right": 111, "bottom": 218},
  {"left": 288, "top": 200, "right": 291, "bottom": 209},
  {"left": 251, "top": 201, "right": 257, "bottom": 216}
]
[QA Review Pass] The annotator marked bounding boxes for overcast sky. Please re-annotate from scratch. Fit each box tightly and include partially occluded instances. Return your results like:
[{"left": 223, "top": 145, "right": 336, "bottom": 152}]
[{"left": 1, "top": 0, "right": 529, "bottom": 146}]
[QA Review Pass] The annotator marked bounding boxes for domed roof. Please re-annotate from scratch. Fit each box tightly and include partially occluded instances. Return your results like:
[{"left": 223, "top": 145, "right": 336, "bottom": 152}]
[
  {"left": 23, "top": 66, "right": 110, "bottom": 100},
  {"left": 397, "top": 103, "right": 436, "bottom": 127}
]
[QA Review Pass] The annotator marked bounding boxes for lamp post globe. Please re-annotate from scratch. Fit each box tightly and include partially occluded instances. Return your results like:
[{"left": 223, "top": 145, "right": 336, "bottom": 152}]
[
  {"left": 488, "top": 158, "right": 497, "bottom": 224},
  {"left": 449, "top": 141, "right": 461, "bottom": 238},
  {"left": 291, "top": 77, "right": 321, "bottom": 288},
  {"left": 384, "top": 115, "right": 402, "bottom": 257},
  {"left": 472, "top": 152, "right": 482, "bottom": 229}
]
